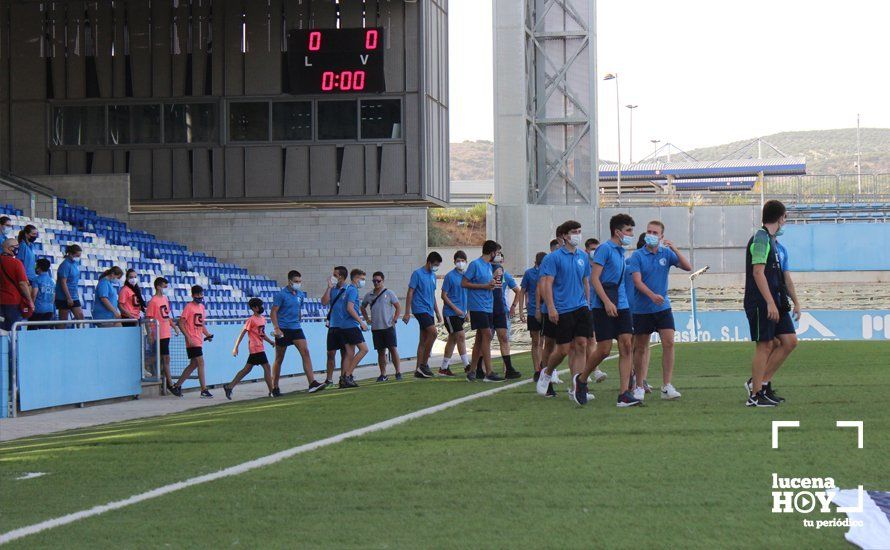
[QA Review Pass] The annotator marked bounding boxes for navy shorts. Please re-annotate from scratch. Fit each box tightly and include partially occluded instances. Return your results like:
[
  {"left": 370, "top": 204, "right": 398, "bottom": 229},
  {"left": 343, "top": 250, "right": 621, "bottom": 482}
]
[
  {"left": 541, "top": 315, "right": 557, "bottom": 339},
  {"left": 414, "top": 313, "right": 435, "bottom": 330},
  {"left": 592, "top": 308, "right": 634, "bottom": 342},
  {"left": 159, "top": 338, "right": 170, "bottom": 356},
  {"left": 247, "top": 352, "right": 269, "bottom": 366},
  {"left": 526, "top": 316, "right": 542, "bottom": 333},
  {"left": 371, "top": 327, "right": 397, "bottom": 350},
  {"left": 552, "top": 306, "right": 593, "bottom": 345},
  {"left": 55, "top": 299, "right": 82, "bottom": 309},
  {"left": 326, "top": 329, "right": 343, "bottom": 351},
  {"left": 444, "top": 315, "right": 465, "bottom": 334},
  {"left": 492, "top": 312, "right": 508, "bottom": 330},
  {"left": 633, "top": 309, "right": 676, "bottom": 336},
  {"left": 186, "top": 346, "right": 203, "bottom": 359},
  {"left": 469, "top": 311, "right": 493, "bottom": 331},
  {"left": 276, "top": 328, "right": 306, "bottom": 347},
  {"left": 746, "top": 307, "right": 795, "bottom": 342},
  {"left": 339, "top": 327, "right": 365, "bottom": 346}
]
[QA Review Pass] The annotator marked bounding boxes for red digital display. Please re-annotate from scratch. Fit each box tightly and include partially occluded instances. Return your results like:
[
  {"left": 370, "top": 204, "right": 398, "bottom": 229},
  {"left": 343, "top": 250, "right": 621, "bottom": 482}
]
[{"left": 287, "top": 28, "right": 385, "bottom": 94}]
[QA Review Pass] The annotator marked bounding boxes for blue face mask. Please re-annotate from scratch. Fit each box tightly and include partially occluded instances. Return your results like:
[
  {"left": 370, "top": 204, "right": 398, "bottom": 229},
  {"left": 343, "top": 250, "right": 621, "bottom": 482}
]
[
  {"left": 644, "top": 234, "right": 660, "bottom": 247},
  {"left": 621, "top": 235, "right": 633, "bottom": 246},
  {"left": 775, "top": 227, "right": 785, "bottom": 237},
  {"left": 193, "top": 297, "right": 204, "bottom": 304}
]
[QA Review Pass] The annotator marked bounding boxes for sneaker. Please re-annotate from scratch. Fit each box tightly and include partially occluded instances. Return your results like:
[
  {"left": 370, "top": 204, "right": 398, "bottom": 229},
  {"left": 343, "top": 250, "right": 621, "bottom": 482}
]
[
  {"left": 345, "top": 375, "right": 359, "bottom": 388},
  {"left": 475, "top": 366, "right": 485, "bottom": 380},
  {"left": 536, "top": 370, "right": 552, "bottom": 395},
  {"left": 200, "top": 389, "right": 213, "bottom": 399},
  {"left": 632, "top": 386, "right": 646, "bottom": 401},
  {"left": 324, "top": 379, "right": 334, "bottom": 388},
  {"left": 166, "top": 384, "right": 175, "bottom": 394},
  {"left": 338, "top": 377, "right": 348, "bottom": 389},
  {"left": 643, "top": 380, "right": 653, "bottom": 394},
  {"left": 747, "top": 391, "right": 777, "bottom": 407},
  {"left": 551, "top": 371, "right": 564, "bottom": 384},
  {"left": 760, "top": 387, "right": 781, "bottom": 405},
  {"left": 661, "top": 384, "right": 681, "bottom": 400},
  {"left": 533, "top": 370, "right": 541, "bottom": 383},
  {"left": 505, "top": 368, "right": 522, "bottom": 380},
  {"left": 307, "top": 380, "right": 325, "bottom": 393},
  {"left": 438, "top": 367, "right": 455, "bottom": 377},
  {"left": 484, "top": 373, "right": 505, "bottom": 383},
  {"left": 568, "top": 388, "right": 595, "bottom": 401},
  {"left": 414, "top": 366, "right": 433, "bottom": 379},
  {"left": 169, "top": 385, "right": 182, "bottom": 397},
  {"left": 395, "top": 373, "right": 403, "bottom": 381},
  {"left": 375, "top": 375, "right": 389, "bottom": 383},
  {"left": 616, "top": 391, "right": 642, "bottom": 408},
  {"left": 466, "top": 369, "right": 477, "bottom": 382},
  {"left": 570, "top": 374, "right": 588, "bottom": 405},
  {"left": 271, "top": 387, "right": 281, "bottom": 397},
  {"left": 745, "top": 378, "right": 753, "bottom": 394},
  {"left": 764, "top": 382, "right": 785, "bottom": 403},
  {"left": 593, "top": 369, "right": 608, "bottom": 383},
  {"left": 223, "top": 384, "right": 233, "bottom": 400}
]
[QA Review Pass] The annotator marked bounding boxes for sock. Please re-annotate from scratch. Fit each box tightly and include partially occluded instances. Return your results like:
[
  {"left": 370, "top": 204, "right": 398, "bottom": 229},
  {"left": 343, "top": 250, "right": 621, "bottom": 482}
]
[
  {"left": 460, "top": 354, "right": 470, "bottom": 367},
  {"left": 503, "top": 355, "right": 513, "bottom": 370},
  {"left": 441, "top": 356, "right": 451, "bottom": 370},
  {"left": 477, "top": 356, "right": 484, "bottom": 370}
]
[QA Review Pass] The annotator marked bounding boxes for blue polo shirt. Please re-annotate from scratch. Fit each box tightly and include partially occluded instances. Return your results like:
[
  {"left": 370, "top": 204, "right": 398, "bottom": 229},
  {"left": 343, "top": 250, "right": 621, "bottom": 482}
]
[
  {"left": 16, "top": 240, "right": 37, "bottom": 283},
  {"left": 521, "top": 267, "right": 541, "bottom": 316},
  {"left": 408, "top": 266, "right": 437, "bottom": 316},
  {"left": 492, "top": 267, "right": 518, "bottom": 315},
  {"left": 55, "top": 258, "right": 81, "bottom": 301},
  {"left": 273, "top": 286, "right": 305, "bottom": 329},
  {"left": 776, "top": 240, "right": 790, "bottom": 271},
  {"left": 624, "top": 260, "right": 637, "bottom": 312},
  {"left": 590, "top": 240, "right": 629, "bottom": 310},
  {"left": 441, "top": 268, "right": 468, "bottom": 317},
  {"left": 34, "top": 271, "right": 55, "bottom": 314},
  {"left": 92, "top": 277, "right": 119, "bottom": 320},
  {"left": 627, "top": 245, "right": 679, "bottom": 314},
  {"left": 463, "top": 257, "right": 494, "bottom": 313},
  {"left": 539, "top": 246, "right": 591, "bottom": 314},
  {"left": 330, "top": 284, "right": 360, "bottom": 329}
]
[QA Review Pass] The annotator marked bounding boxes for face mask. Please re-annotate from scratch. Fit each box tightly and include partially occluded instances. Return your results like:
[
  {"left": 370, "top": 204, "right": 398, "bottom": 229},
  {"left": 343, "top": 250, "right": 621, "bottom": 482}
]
[
  {"left": 290, "top": 282, "right": 302, "bottom": 290},
  {"left": 256, "top": 306, "right": 265, "bottom": 314},
  {"left": 193, "top": 297, "right": 204, "bottom": 304},
  {"left": 159, "top": 288, "right": 167, "bottom": 296},
  {"left": 29, "top": 235, "right": 38, "bottom": 243},
  {"left": 3, "top": 227, "right": 12, "bottom": 236},
  {"left": 11, "top": 247, "right": 19, "bottom": 256},
  {"left": 357, "top": 279, "right": 366, "bottom": 289},
  {"left": 456, "top": 261, "right": 467, "bottom": 272},
  {"left": 568, "top": 234, "right": 582, "bottom": 247},
  {"left": 588, "top": 249, "right": 597, "bottom": 261},
  {"left": 73, "top": 257, "right": 81, "bottom": 264},
  {"left": 493, "top": 254, "right": 504, "bottom": 264},
  {"left": 775, "top": 227, "right": 785, "bottom": 237},
  {"left": 431, "top": 264, "right": 440, "bottom": 272},
  {"left": 127, "top": 277, "right": 139, "bottom": 286},
  {"left": 330, "top": 276, "right": 338, "bottom": 286},
  {"left": 620, "top": 235, "right": 633, "bottom": 246},
  {"left": 644, "top": 234, "right": 660, "bottom": 247}
]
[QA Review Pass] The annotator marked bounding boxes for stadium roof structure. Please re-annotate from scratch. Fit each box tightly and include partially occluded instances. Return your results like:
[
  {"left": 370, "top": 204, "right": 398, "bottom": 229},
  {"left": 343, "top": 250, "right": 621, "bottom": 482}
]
[{"left": 598, "top": 158, "right": 807, "bottom": 182}]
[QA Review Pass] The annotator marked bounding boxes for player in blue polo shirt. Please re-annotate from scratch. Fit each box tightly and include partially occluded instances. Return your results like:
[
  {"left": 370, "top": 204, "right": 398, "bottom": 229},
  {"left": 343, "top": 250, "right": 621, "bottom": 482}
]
[
  {"left": 537, "top": 233, "right": 567, "bottom": 387},
  {"left": 627, "top": 220, "right": 692, "bottom": 402},
  {"left": 461, "top": 240, "right": 503, "bottom": 382},
  {"left": 520, "top": 251, "right": 546, "bottom": 381},
  {"left": 439, "top": 250, "right": 471, "bottom": 376},
  {"left": 583, "top": 238, "right": 609, "bottom": 384},
  {"left": 271, "top": 270, "right": 323, "bottom": 397},
  {"left": 404, "top": 252, "right": 443, "bottom": 379},
  {"left": 535, "top": 220, "right": 592, "bottom": 404},
  {"left": 326, "top": 266, "right": 369, "bottom": 389},
  {"left": 582, "top": 213, "right": 640, "bottom": 408}
]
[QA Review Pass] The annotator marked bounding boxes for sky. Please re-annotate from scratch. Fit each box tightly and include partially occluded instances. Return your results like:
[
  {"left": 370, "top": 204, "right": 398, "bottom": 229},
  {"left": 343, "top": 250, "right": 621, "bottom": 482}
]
[{"left": 448, "top": 0, "right": 890, "bottom": 161}]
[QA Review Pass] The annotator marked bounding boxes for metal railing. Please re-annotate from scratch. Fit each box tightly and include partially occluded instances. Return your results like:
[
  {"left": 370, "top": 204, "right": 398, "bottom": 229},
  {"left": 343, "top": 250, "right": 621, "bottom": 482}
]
[
  {"left": 0, "top": 171, "right": 59, "bottom": 219},
  {"left": 8, "top": 318, "right": 160, "bottom": 418}
]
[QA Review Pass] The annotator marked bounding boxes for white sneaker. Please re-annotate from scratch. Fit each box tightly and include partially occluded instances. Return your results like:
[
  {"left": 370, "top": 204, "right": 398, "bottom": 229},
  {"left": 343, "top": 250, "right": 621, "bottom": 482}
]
[
  {"left": 551, "top": 371, "right": 564, "bottom": 384},
  {"left": 632, "top": 386, "right": 645, "bottom": 401},
  {"left": 536, "top": 370, "right": 552, "bottom": 396},
  {"left": 568, "top": 389, "right": 595, "bottom": 401},
  {"left": 643, "top": 380, "right": 653, "bottom": 394},
  {"left": 661, "top": 384, "right": 681, "bottom": 400},
  {"left": 593, "top": 369, "right": 607, "bottom": 383}
]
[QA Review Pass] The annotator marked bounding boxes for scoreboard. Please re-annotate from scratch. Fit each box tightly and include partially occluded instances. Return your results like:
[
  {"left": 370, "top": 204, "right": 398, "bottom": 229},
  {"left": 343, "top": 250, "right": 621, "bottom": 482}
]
[{"left": 287, "top": 28, "right": 386, "bottom": 94}]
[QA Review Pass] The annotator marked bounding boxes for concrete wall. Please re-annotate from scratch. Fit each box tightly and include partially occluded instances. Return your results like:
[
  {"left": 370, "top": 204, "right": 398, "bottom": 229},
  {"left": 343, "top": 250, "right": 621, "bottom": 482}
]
[
  {"left": 0, "top": 183, "right": 55, "bottom": 219},
  {"left": 30, "top": 174, "right": 131, "bottom": 222}
]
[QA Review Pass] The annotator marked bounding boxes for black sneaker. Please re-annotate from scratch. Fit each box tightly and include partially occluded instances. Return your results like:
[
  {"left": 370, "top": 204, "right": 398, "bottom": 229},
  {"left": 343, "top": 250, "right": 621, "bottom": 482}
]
[
  {"left": 200, "top": 389, "right": 213, "bottom": 399},
  {"left": 338, "top": 377, "right": 348, "bottom": 389},
  {"left": 170, "top": 385, "right": 183, "bottom": 397},
  {"left": 616, "top": 390, "right": 642, "bottom": 408},
  {"left": 746, "top": 391, "right": 777, "bottom": 407},
  {"left": 307, "top": 380, "right": 325, "bottom": 393},
  {"left": 223, "top": 384, "right": 233, "bottom": 400},
  {"left": 466, "top": 367, "right": 476, "bottom": 382},
  {"left": 505, "top": 368, "right": 522, "bottom": 380},
  {"left": 420, "top": 364, "right": 435, "bottom": 377},
  {"left": 475, "top": 366, "right": 485, "bottom": 380},
  {"left": 533, "top": 370, "right": 541, "bottom": 383},
  {"left": 545, "top": 382, "right": 556, "bottom": 397},
  {"left": 345, "top": 375, "right": 359, "bottom": 388},
  {"left": 764, "top": 382, "right": 785, "bottom": 403},
  {"left": 414, "top": 365, "right": 433, "bottom": 378},
  {"left": 483, "top": 373, "right": 505, "bottom": 382},
  {"left": 166, "top": 384, "right": 175, "bottom": 393},
  {"left": 571, "top": 374, "right": 588, "bottom": 406},
  {"left": 395, "top": 373, "right": 403, "bottom": 381},
  {"left": 271, "top": 387, "right": 281, "bottom": 397},
  {"left": 324, "top": 379, "right": 334, "bottom": 388}
]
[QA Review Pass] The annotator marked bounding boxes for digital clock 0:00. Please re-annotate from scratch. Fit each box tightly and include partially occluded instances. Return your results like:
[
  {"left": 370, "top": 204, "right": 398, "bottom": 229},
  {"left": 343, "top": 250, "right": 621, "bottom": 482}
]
[{"left": 321, "top": 70, "right": 367, "bottom": 91}]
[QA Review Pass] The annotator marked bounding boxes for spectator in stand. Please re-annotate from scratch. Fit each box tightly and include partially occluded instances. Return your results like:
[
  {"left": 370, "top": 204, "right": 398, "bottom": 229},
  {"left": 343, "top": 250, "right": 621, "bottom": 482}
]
[
  {"left": 0, "top": 238, "right": 35, "bottom": 331},
  {"left": 119, "top": 269, "right": 146, "bottom": 320},
  {"left": 55, "top": 244, "right": 84, "bottom": 323},
  {"left": 16, "top": 225, "right": 39, "bottom": 300},
  {"left": 0, "top": 217, "right": 13, "bottom": 239},
  {"left": 30, "top": 258, "right": 55, "bottom": 328},
  {"left": 93, "top": 267, "right": 124, "bottom": 326}
]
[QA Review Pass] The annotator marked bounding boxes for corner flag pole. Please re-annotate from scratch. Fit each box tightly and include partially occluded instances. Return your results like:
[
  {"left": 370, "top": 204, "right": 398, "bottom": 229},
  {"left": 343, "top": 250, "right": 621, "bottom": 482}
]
[{"left": 689, "top": 266, "right": 710, "bottom": 342}]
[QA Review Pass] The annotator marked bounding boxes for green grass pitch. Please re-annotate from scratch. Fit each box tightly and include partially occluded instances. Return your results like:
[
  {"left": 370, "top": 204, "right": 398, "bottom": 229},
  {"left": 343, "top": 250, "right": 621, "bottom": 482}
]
[{"left": 1, "top": 341, "right": 888, "bottom": 548}]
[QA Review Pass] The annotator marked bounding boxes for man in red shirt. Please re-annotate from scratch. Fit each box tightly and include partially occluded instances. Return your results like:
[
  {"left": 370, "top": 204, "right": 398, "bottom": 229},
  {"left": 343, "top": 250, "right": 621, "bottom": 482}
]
[
  {"left": 171, "top": 285, "right": 214, "bottom": 398},
  {"left": 1, "top": 238, "right": 34, "bottom": 331}
]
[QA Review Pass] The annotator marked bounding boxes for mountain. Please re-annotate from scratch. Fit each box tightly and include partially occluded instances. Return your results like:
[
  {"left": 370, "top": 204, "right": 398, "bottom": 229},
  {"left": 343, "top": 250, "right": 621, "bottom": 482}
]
[{"left": 449, "top": 129, "right": 890, "bottom": 179}]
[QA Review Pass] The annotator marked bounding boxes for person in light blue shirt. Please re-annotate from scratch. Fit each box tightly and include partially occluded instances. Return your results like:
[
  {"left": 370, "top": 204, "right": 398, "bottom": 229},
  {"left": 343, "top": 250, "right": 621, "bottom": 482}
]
[
  {"left": 627, "top": 220, "right": 692, "bottom": 401},
  {"left": 16, "top": 224, "right": 38, "bottom": 286},
  {"left": 404, "top": 252, "right": 443, "bottom": 378},
  {"left": 55, "top": 244, "right": 84, "bottom": 322},
  {"left": 439, "top": 250, "right": 471, "bottom": 376},
  {"left": 93, "top": 266, "right": 124, "bottom": 325},
  {"left": 324, "top": 267, "right": 368, "bottom": 389},
  {"left": 270, "top": 269, "right": 322, "bottom": 397},
  {"left": 30, "top": 258, "right": 56, "bottom": 327},
  {"left": 519, "top": 251, "right": 547, "bottom": 378},
  {"left": 537, "top": 220, "right": 592, "bottom": 404},
  {"left": 582, "top": 213, "right": 641, "bottom": 408},
  {"left": 461, "top": 240, "right": 502, "bottom": 382},
  {"left": 582, "top": 238, "right": 610, "bottom": 384}
]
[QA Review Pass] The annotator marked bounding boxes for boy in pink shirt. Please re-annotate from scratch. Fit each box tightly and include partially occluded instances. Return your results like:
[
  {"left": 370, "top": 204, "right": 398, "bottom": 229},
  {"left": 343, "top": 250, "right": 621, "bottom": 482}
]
[
  {"left": 145, "top": 277, "right": 180, "bottom": 392},
  {"left": 224, "top": 298, "right": 276, "bottom": 399},
  {"left": 171, "top": 285, "right": 214, "bottom": 398}
]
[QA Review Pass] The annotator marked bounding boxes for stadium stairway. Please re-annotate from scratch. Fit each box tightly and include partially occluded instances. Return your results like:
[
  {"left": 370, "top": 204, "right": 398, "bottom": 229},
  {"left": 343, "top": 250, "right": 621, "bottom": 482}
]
[{"left": 1, "top": 201, "right": 328, "bottom": 321}]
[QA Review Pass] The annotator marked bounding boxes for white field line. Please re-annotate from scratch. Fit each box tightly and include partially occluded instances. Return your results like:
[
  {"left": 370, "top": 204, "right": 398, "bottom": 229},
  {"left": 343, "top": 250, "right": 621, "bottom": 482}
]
[{"left": 1, "top": 353, "right": 627, "bottom": 545}]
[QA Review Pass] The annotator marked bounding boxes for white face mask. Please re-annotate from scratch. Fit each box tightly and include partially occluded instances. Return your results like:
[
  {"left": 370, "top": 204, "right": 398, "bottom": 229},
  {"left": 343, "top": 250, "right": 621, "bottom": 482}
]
[
  {"left": 431, "top": 264, "right": 440, "bottom": 272},
  {"left": 290, "top": 282, "right": 302, "bottom": 290},
  {"left": 357, "top": 279, "right": 366, "bottom": 289},
  {"left": 127, "top": 277, "right": 139, "bottom": 286},
  {"left": 456, "top": 261, "right": 467, "bottom": 272},
  {"left": 588, "top": 249, "right": 597, "bottom": 260},
  {"left": 493, "top": 254, "right": 504, "bottom": 264},
  {"left": 159, "top": 287, "right": 167, "bottom": 296},
  {"left": 568, "top": 234, "right": 583, "bottom": 247},
  {"left": 330, "top": 276, "right": 338, "bottom": 286}
]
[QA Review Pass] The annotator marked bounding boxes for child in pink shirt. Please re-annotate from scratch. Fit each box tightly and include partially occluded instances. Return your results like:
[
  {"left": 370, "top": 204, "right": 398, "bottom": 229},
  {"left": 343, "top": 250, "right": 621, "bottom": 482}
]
[{"left": 224, "top": 298, "right": 276, "bottom": 399}]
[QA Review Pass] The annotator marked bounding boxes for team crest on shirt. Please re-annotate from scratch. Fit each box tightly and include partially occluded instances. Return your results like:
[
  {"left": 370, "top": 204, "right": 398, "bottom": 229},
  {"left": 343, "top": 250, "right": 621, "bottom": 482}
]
[
  {"left": 659, "top": 258, "right": 667, "bottom": 266},
  {"left": 577, "top": 258, "right": 585, "bottom": 266}
]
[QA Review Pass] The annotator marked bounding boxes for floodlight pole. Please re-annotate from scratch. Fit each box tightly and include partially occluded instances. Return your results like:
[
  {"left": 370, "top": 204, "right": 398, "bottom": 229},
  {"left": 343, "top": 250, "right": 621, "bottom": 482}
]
[
  {"left": 626, "top": 104, "right": 638, "bottom": 163},
  {"left": 856, "top": 113, "right": 862, "bottom": 195},
  {"left": 603, "top": 73, "right": 621, "bottom": 198}
]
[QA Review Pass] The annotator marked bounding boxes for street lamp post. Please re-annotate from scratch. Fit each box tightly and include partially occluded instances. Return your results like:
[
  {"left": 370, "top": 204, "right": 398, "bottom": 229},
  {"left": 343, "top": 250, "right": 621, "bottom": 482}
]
[
  {"left": 603, "top": 73, "right": 621, "bottom": 197},
  {"left": 625, "top": 104, "right": 638, "bottom": 163},
  {"left": 856, "top": 113, "right": 862, "bottom": 195},
  {"left": 650, "top": 139, "right": 660, "bottom": 159}
]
